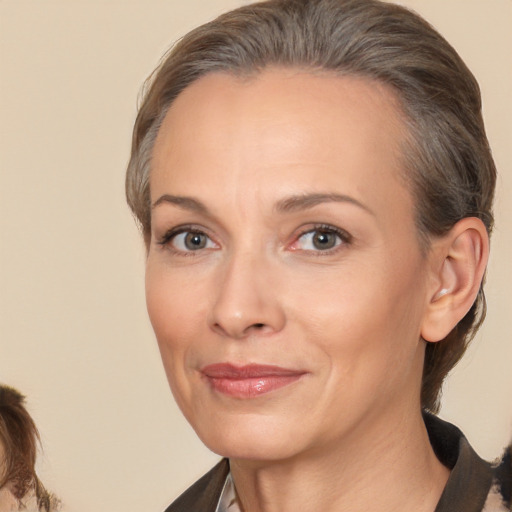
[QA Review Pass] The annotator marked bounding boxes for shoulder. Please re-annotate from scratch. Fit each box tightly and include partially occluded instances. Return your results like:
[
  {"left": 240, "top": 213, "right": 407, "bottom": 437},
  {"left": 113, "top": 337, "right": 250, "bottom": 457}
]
[
  {"left": 485, "top": 444, "right": 511, "bottom": 511},
  {"left": 424, "top": 412, "right": 511, "bottom": 511},
  {"left": 163, "top": 459, "right": 230, "bottom": 512}
]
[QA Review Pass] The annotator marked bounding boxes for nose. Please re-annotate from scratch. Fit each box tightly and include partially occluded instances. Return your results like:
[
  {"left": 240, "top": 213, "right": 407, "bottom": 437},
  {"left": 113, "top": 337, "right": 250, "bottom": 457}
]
[{"left": 208, "top": 251, "right": 286, "bottom": 339}]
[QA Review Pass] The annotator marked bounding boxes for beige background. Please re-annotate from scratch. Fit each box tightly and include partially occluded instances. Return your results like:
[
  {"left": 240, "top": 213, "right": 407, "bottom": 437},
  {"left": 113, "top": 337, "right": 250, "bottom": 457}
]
[{"left": 0, "top": 1, "right": 510, "bottom": 511}]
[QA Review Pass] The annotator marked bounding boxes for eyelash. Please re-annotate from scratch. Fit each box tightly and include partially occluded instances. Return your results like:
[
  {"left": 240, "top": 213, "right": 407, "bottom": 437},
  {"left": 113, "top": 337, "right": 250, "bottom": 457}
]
[
  {"left": 291, "top": 224, "right": 352, "bottom": 254},
  {"left": 157, "top": 225, "right": 217, "bottom": 255},
  {"left": 156, "top": 223, "right": 352, "bottom": 255}
]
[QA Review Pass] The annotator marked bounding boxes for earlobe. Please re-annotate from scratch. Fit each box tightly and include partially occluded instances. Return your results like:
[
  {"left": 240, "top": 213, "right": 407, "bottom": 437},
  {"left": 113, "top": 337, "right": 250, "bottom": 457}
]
[{"left": 421, "top": 218, "right": 489, "bottom": 343}]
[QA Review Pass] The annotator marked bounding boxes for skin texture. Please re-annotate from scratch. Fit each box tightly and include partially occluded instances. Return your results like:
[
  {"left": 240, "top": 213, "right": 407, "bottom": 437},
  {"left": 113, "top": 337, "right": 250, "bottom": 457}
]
[
  {"left": 145, "top": 69, "right": 487, "bottom": 511},
  {"left": 0, "top": 488, "right": 18, "bottom": 512},
  {"left": 0, "top": 443, "right": 18, "bottom": 512}
]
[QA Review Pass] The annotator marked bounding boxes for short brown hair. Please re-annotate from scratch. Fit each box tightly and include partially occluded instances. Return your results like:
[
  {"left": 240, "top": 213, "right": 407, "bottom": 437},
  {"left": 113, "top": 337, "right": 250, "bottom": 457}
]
[{"left": 126, "top": 0, "right": 496, "bottom": 412}]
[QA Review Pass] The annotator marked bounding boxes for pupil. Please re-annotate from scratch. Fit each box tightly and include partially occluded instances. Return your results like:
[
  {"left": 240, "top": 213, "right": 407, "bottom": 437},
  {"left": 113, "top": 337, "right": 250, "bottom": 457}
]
[
  {"left": 313, "top": 231, "right": 335, "bottom": 250},
  {"left": 185, "top": 232, "right": 206, "bottom": 250}
]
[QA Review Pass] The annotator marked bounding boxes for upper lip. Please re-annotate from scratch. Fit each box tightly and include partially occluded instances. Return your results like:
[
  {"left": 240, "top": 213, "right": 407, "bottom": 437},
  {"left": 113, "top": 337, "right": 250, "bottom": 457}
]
[{"left": 200, "top": 363, "right": 306, "bottom": 379}]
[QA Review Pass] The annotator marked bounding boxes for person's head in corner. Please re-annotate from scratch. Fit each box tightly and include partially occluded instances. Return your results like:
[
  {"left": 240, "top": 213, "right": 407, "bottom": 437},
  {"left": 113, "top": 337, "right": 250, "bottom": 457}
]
[{"left": 0, "top": 385, "right": 59, "bottom": 512}]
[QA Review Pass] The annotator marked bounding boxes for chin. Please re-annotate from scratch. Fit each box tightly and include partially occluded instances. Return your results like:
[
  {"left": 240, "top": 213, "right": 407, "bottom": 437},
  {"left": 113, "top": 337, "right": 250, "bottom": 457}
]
[{"left": 191, "top": 413, "right": 307, "bottom": 462}]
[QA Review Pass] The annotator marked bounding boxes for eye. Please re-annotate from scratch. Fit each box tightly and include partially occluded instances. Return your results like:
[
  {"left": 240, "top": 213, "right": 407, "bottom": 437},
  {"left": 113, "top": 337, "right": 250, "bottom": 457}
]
[
  {"left": 158, "top": 228, "right": 217, "bottom": 253},
  {"left": 291, "top": 226, "right": 350, "bottom": 252}
]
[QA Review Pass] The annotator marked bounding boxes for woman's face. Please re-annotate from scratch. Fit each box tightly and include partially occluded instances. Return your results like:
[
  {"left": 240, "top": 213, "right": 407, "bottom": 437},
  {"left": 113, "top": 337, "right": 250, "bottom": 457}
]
[{"left": 146, "top": 69, "right": 435, "bottom": 461}]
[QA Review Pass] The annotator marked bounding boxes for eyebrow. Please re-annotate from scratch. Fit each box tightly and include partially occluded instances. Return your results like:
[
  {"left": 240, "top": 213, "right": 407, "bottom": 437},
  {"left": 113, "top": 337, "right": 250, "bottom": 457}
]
[
  {"left": 152, "top": 194, "right": 209, "bottom": 214},
  {"left": 152, "top": 192, "right": 374, "bottom": 216},
  {"left": 275, "top": 193, "right": 374, "bottom": 216}
]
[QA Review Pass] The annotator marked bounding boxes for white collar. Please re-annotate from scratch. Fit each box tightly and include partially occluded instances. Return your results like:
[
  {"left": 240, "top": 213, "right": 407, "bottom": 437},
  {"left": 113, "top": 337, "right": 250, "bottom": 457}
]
[{"left": 216, "top": 472, "right": 241, "bottom": 512}]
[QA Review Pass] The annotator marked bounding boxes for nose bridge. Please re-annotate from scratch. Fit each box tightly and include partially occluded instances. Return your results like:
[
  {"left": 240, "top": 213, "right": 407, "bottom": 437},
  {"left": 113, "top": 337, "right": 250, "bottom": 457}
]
[{"left": 209, "top": 245, "right": 285, "bottom": 339}]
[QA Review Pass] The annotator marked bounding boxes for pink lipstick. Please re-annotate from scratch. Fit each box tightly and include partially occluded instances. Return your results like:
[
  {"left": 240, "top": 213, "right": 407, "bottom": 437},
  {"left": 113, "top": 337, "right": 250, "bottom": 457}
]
[{"left": 200, "top": 363, "right": 306, "bottom": 398}]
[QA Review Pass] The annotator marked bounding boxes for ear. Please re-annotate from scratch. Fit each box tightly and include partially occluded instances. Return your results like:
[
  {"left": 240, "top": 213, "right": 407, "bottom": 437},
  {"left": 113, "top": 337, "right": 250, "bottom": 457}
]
[{"left": 421, "top": 217, "right": 489, "bottom": 343}]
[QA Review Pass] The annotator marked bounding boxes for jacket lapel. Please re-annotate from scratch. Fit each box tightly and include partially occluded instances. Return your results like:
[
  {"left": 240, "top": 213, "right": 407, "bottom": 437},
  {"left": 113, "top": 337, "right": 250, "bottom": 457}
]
[{"left": 164, "top": 459, "right": 230, "bottom": 512}]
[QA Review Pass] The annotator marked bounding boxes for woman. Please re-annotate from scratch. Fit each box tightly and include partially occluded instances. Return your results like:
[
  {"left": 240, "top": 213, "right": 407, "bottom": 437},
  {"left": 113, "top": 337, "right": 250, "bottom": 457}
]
[
  {"left": 125, "top": 0, "right": 510, "bottom": 510},
  {"left": 0, "top": 386, "right": 59, "bottom": 512}
]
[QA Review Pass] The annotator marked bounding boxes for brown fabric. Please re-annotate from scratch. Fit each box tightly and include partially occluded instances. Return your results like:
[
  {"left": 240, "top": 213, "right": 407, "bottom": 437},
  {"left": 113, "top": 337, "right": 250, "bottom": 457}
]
[
  {"left": 434, "top": 438, "right": 493, "bottom": 511},
  {"left": 494, "top": 446, "right": 512, "bottom": 508},
  {"left": 424, "top": 413, "right": 494, "bottom": 511}
]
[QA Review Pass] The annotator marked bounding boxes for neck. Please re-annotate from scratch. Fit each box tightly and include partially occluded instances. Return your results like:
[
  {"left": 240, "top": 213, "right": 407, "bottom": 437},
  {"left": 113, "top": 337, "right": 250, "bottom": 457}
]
[{"left": 229, "top": 407, "right": 449, "bottom": 512}]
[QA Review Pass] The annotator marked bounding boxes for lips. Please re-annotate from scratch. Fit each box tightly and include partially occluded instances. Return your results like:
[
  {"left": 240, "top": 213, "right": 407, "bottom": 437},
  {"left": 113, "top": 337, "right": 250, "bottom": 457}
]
[{"left": 200, "top": 363, "right": 306, "bottom": 398}]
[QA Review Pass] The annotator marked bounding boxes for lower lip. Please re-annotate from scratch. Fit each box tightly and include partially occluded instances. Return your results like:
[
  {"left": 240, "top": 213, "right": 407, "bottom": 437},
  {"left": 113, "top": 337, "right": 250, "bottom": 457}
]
[{"left": 204, "top": 374, "right": 304, "bottom": 398}]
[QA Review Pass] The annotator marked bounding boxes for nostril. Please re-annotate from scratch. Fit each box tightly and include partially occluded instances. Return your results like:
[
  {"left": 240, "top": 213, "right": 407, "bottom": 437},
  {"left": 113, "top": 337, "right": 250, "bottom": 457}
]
[{"left": 253, "top": 323, "right": 265, "bottom": 329}]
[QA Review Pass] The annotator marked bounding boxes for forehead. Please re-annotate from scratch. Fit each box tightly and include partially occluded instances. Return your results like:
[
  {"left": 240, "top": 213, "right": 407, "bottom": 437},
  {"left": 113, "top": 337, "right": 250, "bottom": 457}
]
[{"left": 151, "top": 68, "right": 412, "bottom": 216}]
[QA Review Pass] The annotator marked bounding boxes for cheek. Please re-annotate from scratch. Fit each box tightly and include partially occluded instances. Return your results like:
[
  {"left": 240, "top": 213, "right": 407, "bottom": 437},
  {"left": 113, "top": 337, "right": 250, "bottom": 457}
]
[
  {"left": 293, "top": 257, "right": 426, "bottom": 373},
  {"left": 145, "top": 264, "right": 202, "bottom": 412},
  {"left": 145, "top": 263, "right": 202, "bottom": 376},
  {"left": 146, "top": 261, "right": 201, "bottom": 338},
  {"left": 145, "top": 269, "right": 174, "bottom": 343}
]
